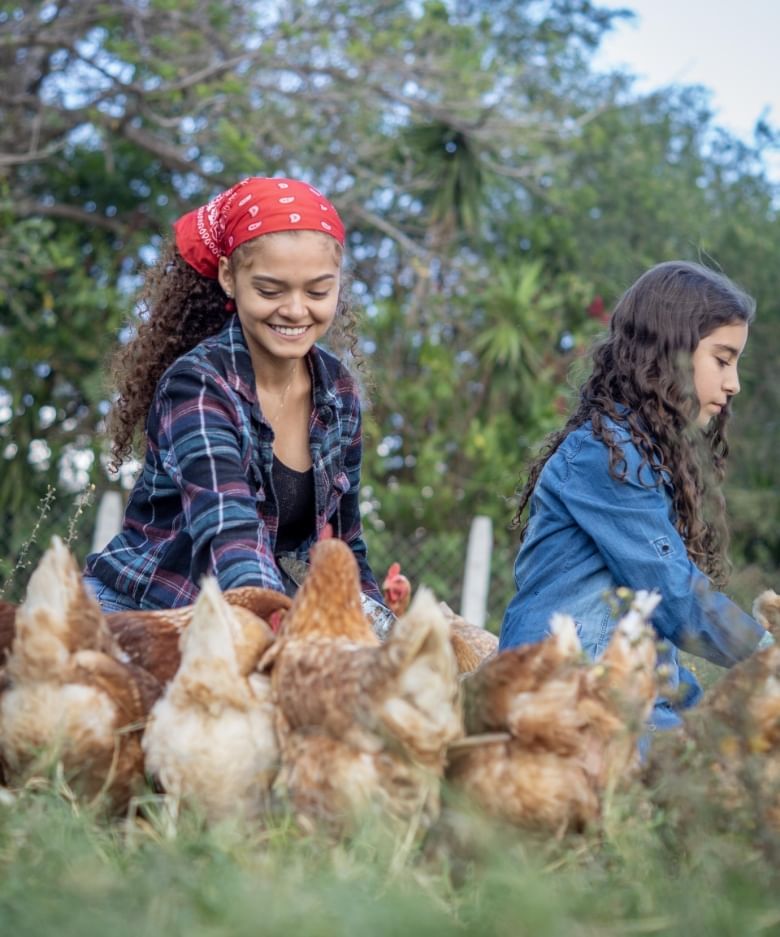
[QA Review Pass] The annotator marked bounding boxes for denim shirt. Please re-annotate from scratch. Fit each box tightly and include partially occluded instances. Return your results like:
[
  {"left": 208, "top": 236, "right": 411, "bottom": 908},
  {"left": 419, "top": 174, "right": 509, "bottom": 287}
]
[
  {"left": 86, "top": 315, "right": 382, "bottom": 609},
  {"left": 499, "top": 417, "right": 767, "bottom": 730}
]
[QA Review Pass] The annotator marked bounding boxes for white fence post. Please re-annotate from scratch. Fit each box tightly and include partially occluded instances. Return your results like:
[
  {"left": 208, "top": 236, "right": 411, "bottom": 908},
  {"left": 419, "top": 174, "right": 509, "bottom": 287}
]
[
  {"left": 91, "top": 490, "right": 124, "bottom": 553},
  {"left": 460, "top": 515, "right": 493, "bottom": 629}
]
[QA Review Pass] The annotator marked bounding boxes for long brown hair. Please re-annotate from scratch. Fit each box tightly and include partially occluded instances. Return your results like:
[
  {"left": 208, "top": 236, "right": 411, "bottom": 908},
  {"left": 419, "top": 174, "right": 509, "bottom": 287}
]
[
  {"left": 513, "top": 261, "right": 755, "bottom": 583},
  {"left": 107, "top": 235, "right": 360, "bottom": 470}
]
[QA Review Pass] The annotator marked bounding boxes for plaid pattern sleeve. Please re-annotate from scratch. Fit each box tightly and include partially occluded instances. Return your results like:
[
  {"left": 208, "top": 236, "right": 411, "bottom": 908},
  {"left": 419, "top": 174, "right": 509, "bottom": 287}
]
[{"left": 154, "top": 365, "right": 285, "bottom": 595}]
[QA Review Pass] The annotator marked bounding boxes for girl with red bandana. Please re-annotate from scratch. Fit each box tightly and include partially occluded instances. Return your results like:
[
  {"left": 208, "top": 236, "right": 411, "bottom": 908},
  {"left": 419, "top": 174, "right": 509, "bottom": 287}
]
[{"left": 84, "top": 177, "right": 383, "bottom": 612}]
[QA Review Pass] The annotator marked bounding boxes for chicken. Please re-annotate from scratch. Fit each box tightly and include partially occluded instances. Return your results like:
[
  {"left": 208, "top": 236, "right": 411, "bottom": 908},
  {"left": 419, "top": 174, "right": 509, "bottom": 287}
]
[
  {"left": 382, "top": 562, "right": 412, "bottom": 618},
  {"left": 447, "top": 591, "right": 660, "bottom": 833},
  {"left": 438, "top": 602, "right": 499, "bottom": 674},
  {"left": 142, "top": 577, "right": 278, "bottom": 822},
  {"left": 269, "top": 536, "right": 462, "bottom": 833},
  {"left": 0, "top": 537, "right": 160, "bottom": 809},
  {"left": 656, "top": 588, "right": 780, "bottom": 829},
  {"left": 382, "top": 561, "right": 498, "bottom": 674},
  {"left": 577, "top": 590, "right": 660, "bottom": 791},
  {"left": 0, "top": 587, "right": 290, "bottom": 687},
  {"left": 685, "top": 589, "right": 779, "bottom": 753},
  {"left": 105, "top": 586, "right": 291, "bottom": 685}
]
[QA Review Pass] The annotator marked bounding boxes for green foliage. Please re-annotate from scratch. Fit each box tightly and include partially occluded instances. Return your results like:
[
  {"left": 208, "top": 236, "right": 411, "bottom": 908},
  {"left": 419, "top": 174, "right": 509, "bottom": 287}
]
[{"left": 0, "top": 214, "right": 123, "bottom": 595}]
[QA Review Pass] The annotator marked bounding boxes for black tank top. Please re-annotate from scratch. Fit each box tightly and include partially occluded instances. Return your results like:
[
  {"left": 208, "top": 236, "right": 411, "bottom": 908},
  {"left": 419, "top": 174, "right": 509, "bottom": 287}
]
[{"left": 272, "top": 455, "right": 315, "bottom": 552}]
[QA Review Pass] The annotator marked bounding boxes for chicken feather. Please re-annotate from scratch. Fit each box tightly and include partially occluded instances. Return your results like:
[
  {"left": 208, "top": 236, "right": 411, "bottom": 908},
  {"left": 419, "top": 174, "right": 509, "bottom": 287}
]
[
  {"left": 0, "top": 587, "right": 290, "bottom": 687},
  {"left": 449, "top": 592, "right": 659, "bottom": 832},
  {"left": 280, "top": 536, "right": 379, "bottom": 644},
  {"left": 658, "top": 588, "right": 780, "bottom": 828},
  {"left": 142, "top": 577, "right": 278, "bottom": 822},
  {"left": 270, "top": 538, "right": 461, "bottom": 831},
  {"left": 0, "top": 537, "right": 159, "bottom": 809},
  {"left": 437, "top": 602, "right": 499, "bottom": 674},
  {"left": 105, "top": 586, "right": 290, "bottom": 685}
]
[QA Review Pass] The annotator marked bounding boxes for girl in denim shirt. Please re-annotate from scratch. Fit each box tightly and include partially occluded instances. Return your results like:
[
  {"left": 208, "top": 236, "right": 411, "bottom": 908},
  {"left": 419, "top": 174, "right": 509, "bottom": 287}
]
[
  {"left": 84, "top": 177, "right": 382, "bottom": 613},
  {"left": 500, "top": 261, "right": 772, "bottom": 730}
]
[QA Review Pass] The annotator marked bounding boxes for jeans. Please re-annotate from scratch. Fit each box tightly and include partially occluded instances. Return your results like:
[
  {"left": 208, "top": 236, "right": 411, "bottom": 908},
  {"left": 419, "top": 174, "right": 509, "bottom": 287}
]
[{"left": 83, "top": 575, "right": 140, "bottom": 613}]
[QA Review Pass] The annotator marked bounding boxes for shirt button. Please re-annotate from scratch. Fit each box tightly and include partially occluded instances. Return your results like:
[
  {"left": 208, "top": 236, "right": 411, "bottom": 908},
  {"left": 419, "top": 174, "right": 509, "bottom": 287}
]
[{"left": 319, "top": 406, "right": 333, "bottom": 422}]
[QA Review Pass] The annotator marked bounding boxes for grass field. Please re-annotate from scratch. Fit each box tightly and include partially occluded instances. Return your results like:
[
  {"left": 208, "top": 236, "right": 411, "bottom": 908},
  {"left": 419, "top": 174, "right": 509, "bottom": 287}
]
[
  {"left": 0, "top": 536, "right": 776, "bottom": 934},
  {"left": 1, "top": 768, "right": 779, "bottom": 937}
]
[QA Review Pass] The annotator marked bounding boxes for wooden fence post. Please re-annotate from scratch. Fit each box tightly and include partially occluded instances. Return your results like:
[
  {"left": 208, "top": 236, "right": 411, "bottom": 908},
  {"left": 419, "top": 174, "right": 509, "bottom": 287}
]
[
  {"left": 460, "top": 514, "right": 492, "bottom": 628},
  {"left": 91, "top": 490, "right": 124, "bottom": 553}
]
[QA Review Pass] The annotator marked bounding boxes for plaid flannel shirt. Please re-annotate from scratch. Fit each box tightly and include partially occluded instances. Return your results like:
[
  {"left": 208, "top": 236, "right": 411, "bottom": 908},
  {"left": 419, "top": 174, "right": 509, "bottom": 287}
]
[{"left": 86, "top": 315, "right": 382, "bottom": 609}]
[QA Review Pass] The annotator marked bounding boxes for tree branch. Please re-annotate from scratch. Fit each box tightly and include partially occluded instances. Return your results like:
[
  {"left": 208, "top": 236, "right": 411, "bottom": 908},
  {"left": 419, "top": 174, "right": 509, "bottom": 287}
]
[
  {"left": 348, "top": 205, "right": 431, "bottom": 260},
  {"left": 0, "top": 140, "right": 68, "bottom": 166},
  {"left": 11, "top": 200, "right": 127, "bottom": 234}
]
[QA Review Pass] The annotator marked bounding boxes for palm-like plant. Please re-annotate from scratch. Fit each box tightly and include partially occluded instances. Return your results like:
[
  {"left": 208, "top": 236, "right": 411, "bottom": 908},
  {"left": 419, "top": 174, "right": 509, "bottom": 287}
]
[{"left": 472, "top": 260, "right": 562, "bottom": 391}]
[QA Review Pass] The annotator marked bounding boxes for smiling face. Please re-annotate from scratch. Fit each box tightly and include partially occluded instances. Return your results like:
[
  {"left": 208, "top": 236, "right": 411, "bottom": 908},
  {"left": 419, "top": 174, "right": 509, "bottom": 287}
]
[
  {"left": 691, "top": 321, "right": 749, "bottom": 428},
  {"left": 217, "top": 230, "right": 341, "bottom": 374}
]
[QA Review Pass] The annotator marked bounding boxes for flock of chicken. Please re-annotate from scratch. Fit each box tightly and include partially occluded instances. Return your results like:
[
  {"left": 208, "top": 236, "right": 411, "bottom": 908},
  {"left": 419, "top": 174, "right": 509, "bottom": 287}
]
[{"left": 0, "top": 534, "right": 777, "bottom": 837}]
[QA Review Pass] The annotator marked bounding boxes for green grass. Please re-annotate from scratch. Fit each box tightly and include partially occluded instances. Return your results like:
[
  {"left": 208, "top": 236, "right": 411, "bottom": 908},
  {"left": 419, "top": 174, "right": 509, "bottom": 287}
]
[{"left": 1, "top": 774, "right": 779, "bottom": 937}]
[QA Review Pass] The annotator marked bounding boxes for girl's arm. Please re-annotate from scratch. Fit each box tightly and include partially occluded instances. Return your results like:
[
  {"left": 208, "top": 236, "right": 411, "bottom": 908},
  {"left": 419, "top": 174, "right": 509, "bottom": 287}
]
[
  {"left": 565, "top": 431, "right": 766, "bottom": 667},
  {"left": 153, "top": 367, "right": 287, "bottom": 594}
]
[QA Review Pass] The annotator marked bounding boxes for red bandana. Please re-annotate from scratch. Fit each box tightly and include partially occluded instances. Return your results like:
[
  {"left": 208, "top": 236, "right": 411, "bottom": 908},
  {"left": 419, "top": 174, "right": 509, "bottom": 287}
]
[{"left": 172, "top": 177, "right": 346, "bottom": 278}]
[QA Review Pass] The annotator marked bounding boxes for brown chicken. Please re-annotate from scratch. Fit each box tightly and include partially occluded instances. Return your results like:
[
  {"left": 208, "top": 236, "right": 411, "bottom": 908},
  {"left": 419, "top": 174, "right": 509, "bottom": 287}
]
[
  {"left": 382, "top": 562, "right": 412, "bottom": 618},
  {"left": 0, "top": 537, "right": 160, "bottom": 809},
  {"left": 687, "top": 589, "right": 780, "bottom": 749},
  {"left": 447, "top": 591, "right": 660, "bottom": 834},
  {"left": 664, "top": 588, "right": 780, "bottom": 828},
  {"left": 0, "top": 586, "right": 291, "bottom": 687},
  {"left": 438, "top": 602, "right": 499, "bottom": 674},
  {"left": 269, "top": 536, "right": 463, "bottom": 834},
  {"left": 105, "top": 586, "right": 291, "bottom": 685},
  {"left": 142, "top": 577, "right": 278, "bottom": 822},
  {"left": 382, "top": 562, "right": 498, "bottom": 674}
]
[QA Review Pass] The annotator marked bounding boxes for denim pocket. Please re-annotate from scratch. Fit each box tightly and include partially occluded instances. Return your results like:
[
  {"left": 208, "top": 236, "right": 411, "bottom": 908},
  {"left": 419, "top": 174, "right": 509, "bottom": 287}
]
[
  {"left": 84, "top": 576, "right": 139, "bottom": 613},
  {"left": 651, "top": 535, "right": 674, "bottom": 559}
]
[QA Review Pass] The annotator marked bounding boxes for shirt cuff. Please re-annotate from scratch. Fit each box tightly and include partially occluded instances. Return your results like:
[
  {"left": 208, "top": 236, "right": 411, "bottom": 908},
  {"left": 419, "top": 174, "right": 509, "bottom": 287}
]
[{"left": 756, "top": 630, "right": 776, "bottom": 651}]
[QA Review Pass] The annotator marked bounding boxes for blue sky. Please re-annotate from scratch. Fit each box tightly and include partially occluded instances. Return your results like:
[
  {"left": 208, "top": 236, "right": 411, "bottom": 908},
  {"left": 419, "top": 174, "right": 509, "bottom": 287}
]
[{"left": 593, "top": 0, "right": 779, "bottom": 177}]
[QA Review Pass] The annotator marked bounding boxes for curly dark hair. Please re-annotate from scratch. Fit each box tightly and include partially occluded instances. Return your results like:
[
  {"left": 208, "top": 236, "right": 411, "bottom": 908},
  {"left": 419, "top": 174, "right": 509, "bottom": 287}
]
[
  {"left": 513, "top": 260, "right": 756, "bottom": 584},
  {"left": 107, "top": 235, "right": 362, "bottom": 470}
]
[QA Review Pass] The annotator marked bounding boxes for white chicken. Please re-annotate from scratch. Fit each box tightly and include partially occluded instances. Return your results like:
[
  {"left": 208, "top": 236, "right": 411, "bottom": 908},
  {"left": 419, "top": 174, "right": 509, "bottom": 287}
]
[{"left": 141, "top": 576, "right": 278, "bottom": 822}]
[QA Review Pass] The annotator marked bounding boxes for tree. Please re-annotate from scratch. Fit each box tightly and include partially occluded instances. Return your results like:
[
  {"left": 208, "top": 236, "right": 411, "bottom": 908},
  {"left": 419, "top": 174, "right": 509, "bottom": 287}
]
[
  {"left": 1, "top": 0, "right": 777, "bottom": 605},
  {"left": 0, "top": 0, "right": 628, "bottom": 586}
]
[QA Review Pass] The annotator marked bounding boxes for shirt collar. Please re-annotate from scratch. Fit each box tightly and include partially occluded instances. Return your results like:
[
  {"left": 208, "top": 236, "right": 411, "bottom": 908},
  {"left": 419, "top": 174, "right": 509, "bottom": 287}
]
[{"left": 221, "top": 315, "right": 340, "bottom": 411}]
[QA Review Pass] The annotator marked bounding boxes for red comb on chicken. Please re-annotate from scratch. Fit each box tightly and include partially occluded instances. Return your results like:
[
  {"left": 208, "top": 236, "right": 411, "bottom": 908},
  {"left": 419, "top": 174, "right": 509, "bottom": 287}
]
[{"left": 382, "top": 562, "right": 412, "bottom": 618}]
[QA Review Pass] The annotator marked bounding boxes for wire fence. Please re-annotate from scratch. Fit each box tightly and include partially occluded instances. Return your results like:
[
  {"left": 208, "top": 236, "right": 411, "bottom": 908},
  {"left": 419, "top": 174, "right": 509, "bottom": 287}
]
[{"left": 364, "top": 524, "right": 518, "bottom": 634}]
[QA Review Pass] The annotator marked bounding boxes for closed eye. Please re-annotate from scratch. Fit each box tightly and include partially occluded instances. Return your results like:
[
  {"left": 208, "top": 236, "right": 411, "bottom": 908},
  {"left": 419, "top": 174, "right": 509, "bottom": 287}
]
[{"left": 256, "top": 288, "right": 331, "bottom": 299}]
